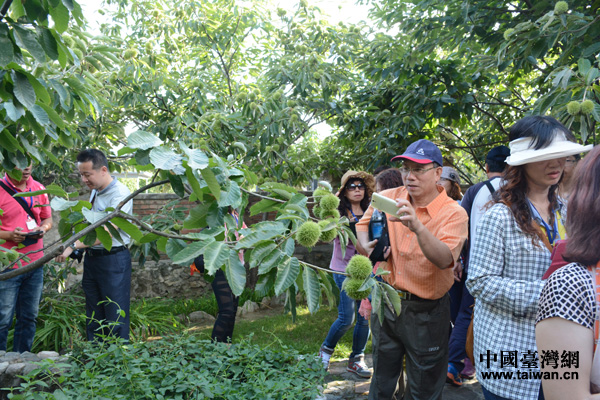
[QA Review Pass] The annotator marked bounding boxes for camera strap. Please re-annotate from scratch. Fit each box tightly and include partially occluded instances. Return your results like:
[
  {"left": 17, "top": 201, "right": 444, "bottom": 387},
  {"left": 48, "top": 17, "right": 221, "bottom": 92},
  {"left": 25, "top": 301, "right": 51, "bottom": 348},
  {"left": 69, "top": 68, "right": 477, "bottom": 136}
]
[{"left": 0, "top": 181, "right": 38, "bottom": 224}]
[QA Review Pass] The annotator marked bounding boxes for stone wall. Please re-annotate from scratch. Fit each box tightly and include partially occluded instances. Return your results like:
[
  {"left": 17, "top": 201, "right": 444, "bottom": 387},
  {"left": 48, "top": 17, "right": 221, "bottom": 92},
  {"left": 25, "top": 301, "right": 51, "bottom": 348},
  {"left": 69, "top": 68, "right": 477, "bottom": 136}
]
[{"left": 0, "top": 351, "right": 68, "bottom": 400}]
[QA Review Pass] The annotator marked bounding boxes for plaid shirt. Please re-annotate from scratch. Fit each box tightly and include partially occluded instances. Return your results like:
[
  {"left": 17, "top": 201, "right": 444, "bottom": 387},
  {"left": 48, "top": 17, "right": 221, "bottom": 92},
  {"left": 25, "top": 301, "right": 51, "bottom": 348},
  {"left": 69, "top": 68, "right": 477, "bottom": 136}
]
[{"left": 467, "top": 203, "right": 553, "bottom": 400}]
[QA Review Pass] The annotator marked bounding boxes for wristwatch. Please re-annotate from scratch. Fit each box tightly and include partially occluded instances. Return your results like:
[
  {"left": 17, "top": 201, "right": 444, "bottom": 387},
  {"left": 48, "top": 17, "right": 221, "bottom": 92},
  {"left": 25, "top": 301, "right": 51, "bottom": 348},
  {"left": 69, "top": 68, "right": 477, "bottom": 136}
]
[{"left": 69, "top": 242, "right": 77, "bottom": 251}]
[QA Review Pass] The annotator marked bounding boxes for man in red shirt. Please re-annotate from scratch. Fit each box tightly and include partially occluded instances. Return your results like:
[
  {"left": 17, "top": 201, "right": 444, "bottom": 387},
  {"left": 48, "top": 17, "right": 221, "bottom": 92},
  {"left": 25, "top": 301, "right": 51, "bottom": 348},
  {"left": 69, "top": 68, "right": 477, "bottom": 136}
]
[{"left": 0, "top": 165, "right": 53, "bottom": 352}]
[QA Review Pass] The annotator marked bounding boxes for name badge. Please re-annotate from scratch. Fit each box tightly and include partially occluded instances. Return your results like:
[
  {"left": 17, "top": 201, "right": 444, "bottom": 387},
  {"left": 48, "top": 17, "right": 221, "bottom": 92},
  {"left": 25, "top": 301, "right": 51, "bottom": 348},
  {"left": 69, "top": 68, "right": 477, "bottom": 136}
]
[{"left": 26, "top": 218, "right": 38, "bottom": 230}]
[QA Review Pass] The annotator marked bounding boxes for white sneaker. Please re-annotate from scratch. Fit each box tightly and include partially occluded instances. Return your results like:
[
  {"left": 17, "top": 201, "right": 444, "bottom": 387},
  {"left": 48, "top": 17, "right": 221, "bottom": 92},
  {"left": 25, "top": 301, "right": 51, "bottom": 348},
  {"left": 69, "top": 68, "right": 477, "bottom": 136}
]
[{"left": 319, "top": 345, "right": 334, "bottom": 370}]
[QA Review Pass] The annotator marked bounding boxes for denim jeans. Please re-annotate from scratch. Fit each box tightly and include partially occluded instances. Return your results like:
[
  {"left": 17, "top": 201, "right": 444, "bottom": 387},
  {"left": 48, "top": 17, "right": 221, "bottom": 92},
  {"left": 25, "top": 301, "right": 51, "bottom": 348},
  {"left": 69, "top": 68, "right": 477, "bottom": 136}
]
[
  {"left": 448, "top": 271, "right": 474, "bottom": 371},
  {"left": 0, "top": 266, "right": 44, "bottom": 352},
  {"left": 322, "top": 273, "right": 370, "bottom": 357},
  {"left": 82, "top": 249, "right": 131, "bottom": 342}
]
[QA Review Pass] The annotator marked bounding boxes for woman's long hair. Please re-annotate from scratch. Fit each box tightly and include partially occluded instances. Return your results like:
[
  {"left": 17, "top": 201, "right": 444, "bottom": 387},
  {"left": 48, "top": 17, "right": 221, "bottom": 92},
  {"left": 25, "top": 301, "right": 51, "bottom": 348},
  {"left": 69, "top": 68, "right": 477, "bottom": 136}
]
[
  {"left": 338, "top": 178, "right": 371, "bottom": 217},
  {"left": 493, "top": 116, "right": 572, "bottom": 244},
  {"left": 564, "top": 146, "right": 600, "bottom": 266},
  {"left": 493, "top": 166, "right": 560, "bottom": 243}
]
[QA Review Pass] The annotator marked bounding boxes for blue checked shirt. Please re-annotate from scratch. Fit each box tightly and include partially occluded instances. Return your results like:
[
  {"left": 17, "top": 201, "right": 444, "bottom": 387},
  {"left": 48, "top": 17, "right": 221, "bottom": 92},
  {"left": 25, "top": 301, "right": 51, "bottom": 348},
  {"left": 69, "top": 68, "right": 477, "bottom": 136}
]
[{"left": 467, "top": 203, "right": 562, "bottom": 400}]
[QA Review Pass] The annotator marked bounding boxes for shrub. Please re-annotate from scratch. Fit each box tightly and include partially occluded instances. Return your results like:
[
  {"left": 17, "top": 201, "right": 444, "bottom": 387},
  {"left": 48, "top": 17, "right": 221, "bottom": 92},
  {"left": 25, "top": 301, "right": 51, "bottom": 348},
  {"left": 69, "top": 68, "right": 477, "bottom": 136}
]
[{"left": 8, "top": 334, "right": 327, "bottom": 400}]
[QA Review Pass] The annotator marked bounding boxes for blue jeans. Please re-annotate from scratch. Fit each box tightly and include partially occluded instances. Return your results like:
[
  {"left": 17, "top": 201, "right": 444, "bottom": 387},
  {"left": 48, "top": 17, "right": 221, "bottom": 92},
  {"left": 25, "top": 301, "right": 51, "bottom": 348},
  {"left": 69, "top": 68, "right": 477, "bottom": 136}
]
[
  {"left": 323, "top": 273, "right": 370, "bottom": 357},
  {"left": 448, "top": 272, "right": 474, "bottom": 371},
  {"left": 82, "top": 249, "right": 131, "bottom": 342},
  {"left": 0, "top": 266, "right": 44, "bottom": 352}
]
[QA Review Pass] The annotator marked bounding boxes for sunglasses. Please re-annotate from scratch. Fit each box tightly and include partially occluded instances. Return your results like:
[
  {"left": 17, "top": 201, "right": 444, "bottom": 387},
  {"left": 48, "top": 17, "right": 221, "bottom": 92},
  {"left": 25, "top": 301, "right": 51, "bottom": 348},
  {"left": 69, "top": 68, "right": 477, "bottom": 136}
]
[{"left": 346, "top": 183, "right": 366, "bottom": 191}]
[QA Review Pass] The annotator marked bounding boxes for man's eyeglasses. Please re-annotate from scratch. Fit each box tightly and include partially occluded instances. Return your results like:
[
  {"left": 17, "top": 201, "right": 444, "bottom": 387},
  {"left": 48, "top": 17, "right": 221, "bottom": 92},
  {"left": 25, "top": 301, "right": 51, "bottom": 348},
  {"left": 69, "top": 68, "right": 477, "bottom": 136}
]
[
  {"left": 399, "top": 166, "right": 436, "bottom": 176},
  {"left": 565, "top": 159, "right": 578, "bottom": 164},
  {"left": 346, "top": 183, "right": 366, "bottom": 191}
]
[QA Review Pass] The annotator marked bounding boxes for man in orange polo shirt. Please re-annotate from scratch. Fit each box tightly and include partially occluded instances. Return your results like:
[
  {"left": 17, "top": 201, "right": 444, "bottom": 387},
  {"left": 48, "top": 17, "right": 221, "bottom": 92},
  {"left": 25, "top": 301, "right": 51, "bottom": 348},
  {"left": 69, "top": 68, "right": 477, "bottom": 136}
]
[{"left": 357, "top": 139, "right": 468, "bottom": 400}]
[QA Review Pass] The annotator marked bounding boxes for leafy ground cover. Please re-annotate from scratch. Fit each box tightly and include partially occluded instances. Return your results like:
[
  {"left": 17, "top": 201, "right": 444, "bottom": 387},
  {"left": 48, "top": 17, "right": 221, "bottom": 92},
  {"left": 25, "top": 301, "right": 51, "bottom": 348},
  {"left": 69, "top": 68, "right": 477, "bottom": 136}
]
[
  {"left": 7, "top": 334, "right": 327, "bottom": 399},
  {"left": 5, "top": 299, "right": 358, "bottom": 399}
]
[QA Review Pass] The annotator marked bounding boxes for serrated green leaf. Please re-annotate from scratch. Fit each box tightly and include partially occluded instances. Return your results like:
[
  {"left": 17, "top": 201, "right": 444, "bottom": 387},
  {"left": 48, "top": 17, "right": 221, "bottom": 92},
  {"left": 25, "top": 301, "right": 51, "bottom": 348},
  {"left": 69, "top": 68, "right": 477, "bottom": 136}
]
[
  {"left": 36, "top": 103, "right": 65, "bottom": 129},
  {"left": 578, "top": 58, "right": 591, "bottom": 76},
  {"left": 168, "top": 174, "right": 185, "bottom": 198},
  {"left": 63, "top": 76, "right": 87, "bottom": 93},
  {"left": 82, "top": 208, "right": 106, "bottom": 224},
  {"left": 11, "top": 70, "right": 36, "bottom": 108},
  {"left": 284, "top": 238, "right": 295, "bottom": 256},
  {"left": 318, "top": 270, "right": 336, "bottom": 309},
  {"left": 204, "top": 241, "right": 230, "bottom": 275},
  {"left": 165, "top": 238, "right": 187, "bottom": 260},
  {"left": 111, "top": 217, "right": 143, "bottom": 241},
  {"left": 183, "top": 147, "right": 209, "bottom": 170},
  {"left": 18, "top": 135, "right": 42, "bottom": 161},
  {"left": 61, "top": 0, "right": 74, "bottom": 11},
  {"left": 249, "top": 199, "right": 280, "bottom": 216},
  {"left": 49, "top": 2, "right": 70, "bottom": 33},
  {"left": 371, "top": 284, "right": 384, "bottom": 323},
  {"left": 218, "top": 180, "right": 241, "bottom": 208},
  {"left": 225, "top": 250, "right": 246, "bottom": 297},
  {"left": 275, "top": 256, "right": 300, "bottom": 295},
  {"left": 258, "top": 247, "right": 283, "bottom": 274},
  {"left": 94, "top": 226, "right": 112, "bottom": 251},
  {"left": 302, "top": 265, "right": 320, "bottom": 313},
  {"left": 272, "top": 188, "right": 293, "bottom": 200},
  {"left": 50, "top": 197, "right": 79, "bottom": 211},
  {"left": 14, "top": 184, "right": 67, "bottom": 198},
  {"left": 382, "top": 282, "right": 402, "bottom": 316},
  {"left": 235, "top": 221, "right": 285, "bottom": 249},
  {"left": 0, "top": 36, "right": 14, "bottom": 67},
  {"left": 170, "top": 239, "right": 210, "bottom": 265},
  {"left": 185, "top": 167, "right": 203, "bottom": 202},
  {"left": 36, "top": 26, "right": 58, "bottom": 60},
  {"left": 150, "top": 147, "right": 184, "bottom": 175},
  {"left": 12, "top": 25, "right": 46, "bottom": 63},
  {"left": 249, "top": 242, "right": 277, "bottom": 268},
  {"left": 29, "top": 105, "right": 49, "bottom": 125},
  {"left": 126, "top": 130, "right": 163, "bottom": 150},
  {"left": 260, "top": 182, "right": 298, "bottom": 194},
  {"left": 0, "top": 130, "right": 23, "bottom": 152},
  {"left": 138, "top": 233, "right": 160, "bottom": 243},
  {"left": 200, "top": 167, "right": 221, "bottom": 201},
  {"left": 3, "top": 101, "right": 25, "bottom": 122},
  {"left": 81, "top": 230, "right": 97, "bottom": 247},
  {"left": 183, "top": 203, "right": 210, "bottom": 230},
  {"left": 104, "top": 222, "right": 124, "bottom": 246}
]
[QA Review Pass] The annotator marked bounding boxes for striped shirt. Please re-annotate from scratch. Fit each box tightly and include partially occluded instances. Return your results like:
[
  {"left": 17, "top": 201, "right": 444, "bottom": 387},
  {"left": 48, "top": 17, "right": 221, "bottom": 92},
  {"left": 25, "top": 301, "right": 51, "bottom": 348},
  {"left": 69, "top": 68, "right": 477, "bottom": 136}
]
[{"left": 356, "top": 186, "right": 468, "bottom": 300}]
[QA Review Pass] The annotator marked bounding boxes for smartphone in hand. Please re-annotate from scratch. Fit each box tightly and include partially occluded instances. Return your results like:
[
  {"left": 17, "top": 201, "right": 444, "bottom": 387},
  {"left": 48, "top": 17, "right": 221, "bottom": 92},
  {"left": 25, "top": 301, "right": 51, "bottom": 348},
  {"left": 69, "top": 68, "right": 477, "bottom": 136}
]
[
  {"left": 371, "top": 193, "right": 401, "bottom": 217},
  {"left": 23, "top": 230, "right": 43, "bottom": 237}
]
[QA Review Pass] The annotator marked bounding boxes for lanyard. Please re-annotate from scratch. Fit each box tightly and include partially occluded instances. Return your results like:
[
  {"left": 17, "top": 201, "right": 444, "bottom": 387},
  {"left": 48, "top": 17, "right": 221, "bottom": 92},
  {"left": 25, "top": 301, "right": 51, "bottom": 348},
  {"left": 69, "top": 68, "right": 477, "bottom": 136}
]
[
  {"left": 349, "top": 209, "right": 360, "bottom": 222},
  {"left": 3, "top": 176, "right": 33, "bottom": 209},
  {"left": 528, "top": 200, "right": 560, "bottom": 245}
]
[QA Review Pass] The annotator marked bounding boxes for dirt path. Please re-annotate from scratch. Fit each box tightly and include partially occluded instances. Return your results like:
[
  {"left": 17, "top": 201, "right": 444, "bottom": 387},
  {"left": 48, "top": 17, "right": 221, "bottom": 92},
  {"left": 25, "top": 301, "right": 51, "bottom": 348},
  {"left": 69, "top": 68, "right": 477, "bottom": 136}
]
[{"left": 319, "top": 355, "right": 484, "bottom": 400}]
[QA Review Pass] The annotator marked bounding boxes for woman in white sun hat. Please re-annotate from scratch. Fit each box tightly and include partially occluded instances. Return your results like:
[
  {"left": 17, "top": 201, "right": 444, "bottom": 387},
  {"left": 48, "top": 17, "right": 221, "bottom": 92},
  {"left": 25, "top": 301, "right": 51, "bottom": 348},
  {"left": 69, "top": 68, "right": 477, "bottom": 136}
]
[{"left": 466, "top": 115, "right": 592, "bottom": 400}]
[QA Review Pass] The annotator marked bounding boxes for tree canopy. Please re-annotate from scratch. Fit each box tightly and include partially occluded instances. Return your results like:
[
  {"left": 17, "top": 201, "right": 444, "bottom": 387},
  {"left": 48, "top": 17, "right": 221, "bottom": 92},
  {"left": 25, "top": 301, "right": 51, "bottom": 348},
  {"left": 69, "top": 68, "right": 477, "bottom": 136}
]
[{"left": 1, "top": 0, "right": 599, "bottom": 314}]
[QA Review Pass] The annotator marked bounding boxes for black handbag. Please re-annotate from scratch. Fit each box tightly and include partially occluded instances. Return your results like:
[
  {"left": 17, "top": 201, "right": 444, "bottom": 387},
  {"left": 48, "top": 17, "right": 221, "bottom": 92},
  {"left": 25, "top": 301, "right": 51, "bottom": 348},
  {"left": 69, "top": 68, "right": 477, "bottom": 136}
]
[{"left": 368, "top": 211, "right": 390, "bottom": 264}]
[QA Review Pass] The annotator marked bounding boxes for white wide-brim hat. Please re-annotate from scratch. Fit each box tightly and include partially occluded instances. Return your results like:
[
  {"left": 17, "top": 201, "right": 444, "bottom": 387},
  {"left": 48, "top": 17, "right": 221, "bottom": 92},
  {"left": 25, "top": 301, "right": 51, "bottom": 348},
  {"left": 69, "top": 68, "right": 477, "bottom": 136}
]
[{"left": 506, "top": 133, "right": 593, "bottom": 166}]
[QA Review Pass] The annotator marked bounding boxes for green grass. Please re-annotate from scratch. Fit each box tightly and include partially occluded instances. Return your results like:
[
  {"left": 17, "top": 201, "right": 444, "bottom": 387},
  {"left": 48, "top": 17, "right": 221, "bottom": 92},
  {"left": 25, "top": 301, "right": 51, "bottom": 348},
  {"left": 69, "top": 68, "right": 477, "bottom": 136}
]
[{"left": 187, "top": 305, "right": 373, "bottom": 362}]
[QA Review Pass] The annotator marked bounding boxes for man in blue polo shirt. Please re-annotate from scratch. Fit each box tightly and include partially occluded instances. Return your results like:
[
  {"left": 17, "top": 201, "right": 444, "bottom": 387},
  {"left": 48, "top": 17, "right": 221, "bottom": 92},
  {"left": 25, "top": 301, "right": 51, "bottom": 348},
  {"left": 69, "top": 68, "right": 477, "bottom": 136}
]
[{"left": 56, "top": 149, "right": 133, "bottom": 342}]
